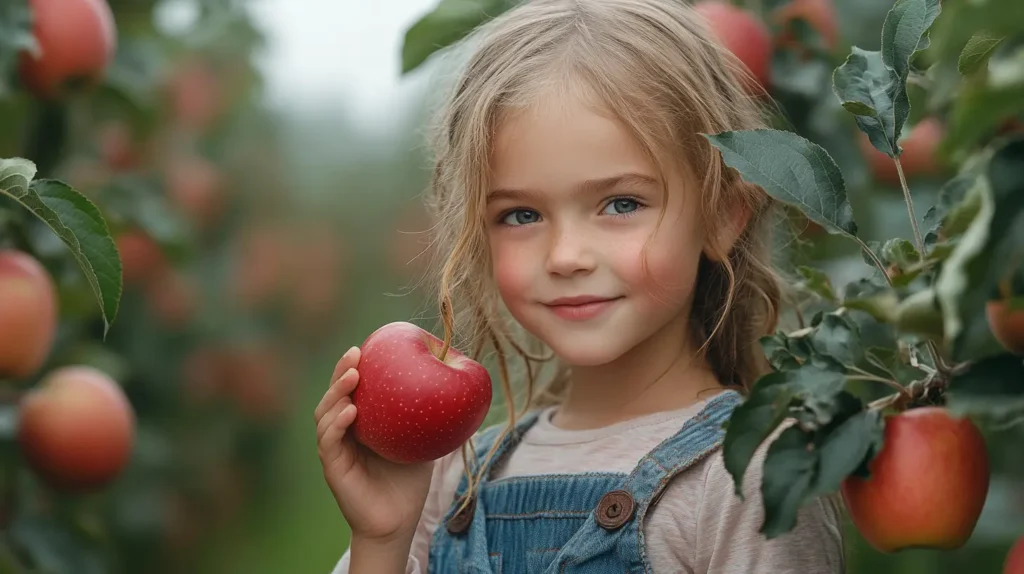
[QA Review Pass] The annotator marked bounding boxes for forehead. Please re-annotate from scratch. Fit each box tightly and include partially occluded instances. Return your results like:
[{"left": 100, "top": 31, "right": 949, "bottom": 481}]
[{"left": 489, "top": 92, "right": 659, "bottom": 194}]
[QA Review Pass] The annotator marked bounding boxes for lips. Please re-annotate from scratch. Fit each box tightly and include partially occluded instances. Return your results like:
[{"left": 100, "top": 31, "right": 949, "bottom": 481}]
[{"left": 543, "top": 295, "right": 623, "bottom": 321}]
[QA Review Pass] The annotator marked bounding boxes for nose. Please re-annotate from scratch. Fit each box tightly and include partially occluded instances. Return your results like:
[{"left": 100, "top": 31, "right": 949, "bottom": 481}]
[{"left": 545, "top": 223, "right": 595, "bottom": 277}]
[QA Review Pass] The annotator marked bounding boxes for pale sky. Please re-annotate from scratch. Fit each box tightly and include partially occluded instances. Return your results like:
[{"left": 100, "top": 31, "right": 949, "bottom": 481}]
[{"left": 248, "top": 0, "right": 439, "bottom": 125}]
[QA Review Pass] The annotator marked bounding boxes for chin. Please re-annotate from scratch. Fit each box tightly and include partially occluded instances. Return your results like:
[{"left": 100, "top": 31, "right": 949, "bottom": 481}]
[{"left": 545, "top": 334, "right": 632, "bottom": 367}]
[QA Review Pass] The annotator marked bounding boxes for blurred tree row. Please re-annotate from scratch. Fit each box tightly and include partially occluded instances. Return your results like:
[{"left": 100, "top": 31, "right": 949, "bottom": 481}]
[{"left": 0, "top": 1, "right": 353, "bottom": 572}]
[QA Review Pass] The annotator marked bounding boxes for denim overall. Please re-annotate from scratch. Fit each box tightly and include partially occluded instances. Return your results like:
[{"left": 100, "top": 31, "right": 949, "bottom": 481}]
[{"left": 428, "top": 389, "right": 742, "bottom": 574}]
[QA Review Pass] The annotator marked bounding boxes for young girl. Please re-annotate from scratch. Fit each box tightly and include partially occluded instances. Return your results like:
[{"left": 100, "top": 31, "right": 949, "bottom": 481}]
[{"left": 315, "top": 0, "right": 845, "bottom": 572}]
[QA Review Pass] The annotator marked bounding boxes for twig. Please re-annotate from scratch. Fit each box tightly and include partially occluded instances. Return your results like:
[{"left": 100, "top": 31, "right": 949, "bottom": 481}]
[
  {"left": 868, "top": 392, "right": 904, "bottom": 411},
  {"left": 892, "top": 158, "right": 949, "bottom": 373},
  {"left": 894, "top": 159, "right": 927, "bottom": 263}
]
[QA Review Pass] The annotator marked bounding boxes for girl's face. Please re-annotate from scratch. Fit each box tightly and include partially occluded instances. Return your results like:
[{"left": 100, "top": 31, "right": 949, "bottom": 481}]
[{"left": 486, "top": 93, "right": 709, "bottom": 367}]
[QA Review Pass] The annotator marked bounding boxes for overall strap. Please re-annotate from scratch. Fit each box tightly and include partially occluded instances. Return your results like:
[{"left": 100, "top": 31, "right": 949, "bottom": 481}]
[
  {"left": 547, "top": 389, "right": 743, "bottom": 574},
  {"left": 452, "top": 408, "right": 545, "bottom": 500},
  {"left": 430, "top": 409, "right": 546, "bottom": 573}
]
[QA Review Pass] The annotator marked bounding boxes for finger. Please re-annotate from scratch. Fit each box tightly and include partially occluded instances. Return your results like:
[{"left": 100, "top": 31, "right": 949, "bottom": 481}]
[
  {"left": 314, "top": 368, "right": 359, "bottom": 422},
  {"left": 319, "top": 404, "right": 358, "bottom": 463},
  {"left": 331, "top": 346, "right": 361, "bottom": 384},
  {"left": 317, "top": 396, "right": 353, "bottom": 442}
]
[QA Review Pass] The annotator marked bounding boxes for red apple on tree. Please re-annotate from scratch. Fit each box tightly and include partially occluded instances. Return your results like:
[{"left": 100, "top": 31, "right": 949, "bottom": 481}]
[
  {"left": 840, "top": 407, "right": 990, "bottom": 553},
  {"left": 351, "top": 321, "right": 492, "bottom": 464},
  {"left": 19, "top": 0, "right": 117, "bottom": 99},
  {"left": 0, "top": 250, "right": 58, "bottom": 380},
  {"left": 693, "top": 1, "right": 773, "bottom": 95},
  {"left": 986, "top": 299, "right": 1024, "bottom": 355},
  {"left": 17, "top": 365, "right": 136, "bottom": 491}
]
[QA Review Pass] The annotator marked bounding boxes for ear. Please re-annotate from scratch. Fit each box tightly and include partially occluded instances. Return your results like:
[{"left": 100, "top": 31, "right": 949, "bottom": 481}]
[{"left": 703, "top": 199, "right": 751, "bottom": 262}]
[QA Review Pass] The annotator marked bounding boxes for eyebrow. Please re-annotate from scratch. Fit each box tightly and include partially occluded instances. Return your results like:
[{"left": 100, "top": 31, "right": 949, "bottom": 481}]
[{"left": 487, "top": 172, "right": 659, "bottom": 204}]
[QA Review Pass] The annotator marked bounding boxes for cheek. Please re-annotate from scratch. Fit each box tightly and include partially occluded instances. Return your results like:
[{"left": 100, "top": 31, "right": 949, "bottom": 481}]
[
  {"left": 620, "top": 219, "right": 703, "bottom": 306},
  {"left": 490, "top": 236, "right": 534, "bottom": 302}
]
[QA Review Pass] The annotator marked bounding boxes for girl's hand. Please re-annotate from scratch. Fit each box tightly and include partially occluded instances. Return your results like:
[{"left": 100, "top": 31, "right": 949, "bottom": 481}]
[{"left": 315, "top": 346, "right": 435, "bottom": 544}]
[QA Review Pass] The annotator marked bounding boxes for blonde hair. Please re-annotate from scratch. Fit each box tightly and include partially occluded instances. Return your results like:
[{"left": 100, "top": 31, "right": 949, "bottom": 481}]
[{"left": 421, "top": 0, "right": 783, "bottom": 505}]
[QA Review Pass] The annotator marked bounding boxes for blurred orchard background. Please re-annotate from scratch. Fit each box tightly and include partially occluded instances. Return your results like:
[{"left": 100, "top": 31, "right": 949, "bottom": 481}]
[{"left": 0, "top": 0, "right": 1020, "bottom": 573}]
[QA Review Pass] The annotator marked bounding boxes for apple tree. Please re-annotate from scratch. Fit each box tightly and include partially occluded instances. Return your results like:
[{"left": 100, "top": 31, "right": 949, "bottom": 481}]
[{"left": 0, "top": 0, "right": 348, "bottom": 572}]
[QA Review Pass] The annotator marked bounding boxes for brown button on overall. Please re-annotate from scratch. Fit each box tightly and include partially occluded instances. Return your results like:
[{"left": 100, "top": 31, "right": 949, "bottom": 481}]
[
  {"left": 446, "top": 495, "right": 476, "bottom": 535},
  {"left": 595, "top": 490, "right": 635, "bottom": 530}
]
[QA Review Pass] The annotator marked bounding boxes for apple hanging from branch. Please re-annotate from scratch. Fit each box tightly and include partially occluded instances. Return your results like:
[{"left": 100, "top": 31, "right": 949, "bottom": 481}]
[{"left": 350, "top": 300, "right": 493, "bottom": 464}]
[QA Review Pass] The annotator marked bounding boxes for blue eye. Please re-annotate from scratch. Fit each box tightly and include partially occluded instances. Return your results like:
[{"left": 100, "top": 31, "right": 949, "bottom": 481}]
[
  {"left": 501, "top": 209, "right": 541, "bottom": 226},
  {"left": 603, "top": 198, "right": 640, "bottom": 215}
]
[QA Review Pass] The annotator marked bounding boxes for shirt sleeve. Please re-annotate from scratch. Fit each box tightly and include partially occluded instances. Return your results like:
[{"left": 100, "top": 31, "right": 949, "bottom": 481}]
[
  {"left": 644, "top": 424, "right": 846, "bottom": 574},
  {"left": 328, "top": 445, "right": 467, "bottom": 574}
]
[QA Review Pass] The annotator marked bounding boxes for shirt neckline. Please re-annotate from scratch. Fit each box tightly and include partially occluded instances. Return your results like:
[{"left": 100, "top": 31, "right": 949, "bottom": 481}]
[{"left": 522, "top": 397, "right": 714, "bottom": 446}]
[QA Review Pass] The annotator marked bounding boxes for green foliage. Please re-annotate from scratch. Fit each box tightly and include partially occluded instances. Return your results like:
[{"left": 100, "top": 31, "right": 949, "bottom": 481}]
[
  {"left": 705, "top": 0, "right": 1024, "bottom": 541},
  {"left": 401, "top": 0, "right": 513, "bottom": 73}
]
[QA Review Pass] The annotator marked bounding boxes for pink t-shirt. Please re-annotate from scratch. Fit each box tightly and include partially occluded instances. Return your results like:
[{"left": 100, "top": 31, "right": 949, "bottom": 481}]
[{"left": 332, "top": 398, "right": 846, "bottom": 573}]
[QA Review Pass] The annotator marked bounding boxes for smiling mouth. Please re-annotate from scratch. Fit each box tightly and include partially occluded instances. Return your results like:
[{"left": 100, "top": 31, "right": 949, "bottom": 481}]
[{"left": 543, "top": 296, "right": 623, "bottom": 321}]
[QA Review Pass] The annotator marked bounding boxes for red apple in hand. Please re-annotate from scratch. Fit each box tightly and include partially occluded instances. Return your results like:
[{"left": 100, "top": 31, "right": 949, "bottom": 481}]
[
  {"left": 351, "top": 322, "right": 492, "bottom": 464},
  {"left": 1006, "top": 535, "right": 1024, "bottom": 574},
  {"left": 841, "top": 407, "right": 990, "bottom": 553}
]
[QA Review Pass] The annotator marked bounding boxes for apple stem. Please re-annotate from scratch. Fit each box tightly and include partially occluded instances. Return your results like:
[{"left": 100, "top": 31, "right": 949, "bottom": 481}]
[{"left": 438, "top": 297, "right": 454, "bottom": 363}]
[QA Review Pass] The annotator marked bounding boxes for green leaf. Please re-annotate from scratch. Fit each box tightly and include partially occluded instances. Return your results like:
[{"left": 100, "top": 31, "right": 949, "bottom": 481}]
[
  {"left": 809, "top": 395, "right": 883, "bottom": 494},
  {"left": 882, "top": 238, "right": 919, "bottom": 269},
  {"left": 0, "top": 157, "right": 35, "bottom": 193},
  {"left": 0, "top": 0, "right": 38, "bottom": 97},
  {"left": 844, "top": 279, "right": 900, "bottom": 324},
  {"left": 760, "top": 425, "right": 817, "bottom": 538},
  {"left": 833, "top": 48, "right": 896, "bottom": 155},
  {"left": 864, "top": 346, "right": 926, "bottom": 385},
  {"left": 832, "top": 0, "right": 941, "bottom": 156},
  {"left": 946, "top": 354, "right": 1024, "bottom": 422},
  {"left": 704, "top": 129, "right": 857, "bottom": 237},
  {"left": 0, "top": 159, "right": 121, "bottom": 334},
  {"left": 936, "top": 137, "right": 1024, "bottom": 361},
  {"left": 722, "top": 363, "right": 847, "bottom": 498},
  {"left": 760, "top": 392, "right": 882, "bottom": 538},
  {"left": 924, "top": 172, "right": 977, "bottom": 246},
  {"left": 894, "top": 287, "right": 945, "bottom": 341},
  {"left": 881, "top": 0, "right": 941, "bottom": 123},
  {"left": 796, "top": 265, "right": 837, "bottom": 302},
  {"left": 944, "top": 82, "right": 1024, "bottom": 156},
  {"left": 958, "top": 31, "right": 1004, "bottom": 75},
  {"left": 401, "top": 0, "right": 510, "bottom": 74},
  {"left": 810, "top": 313, "right": 863, "bottom": 368}
]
